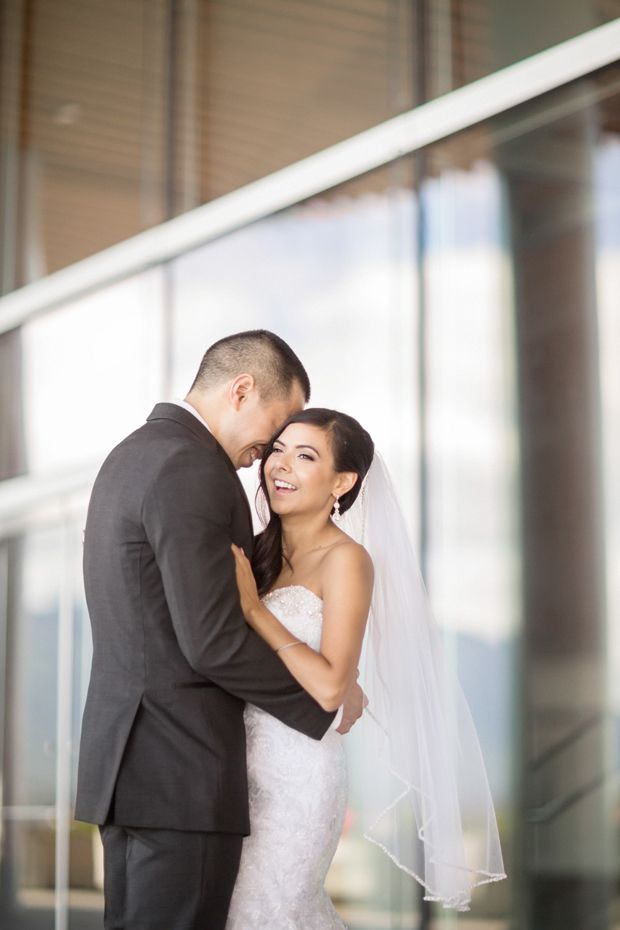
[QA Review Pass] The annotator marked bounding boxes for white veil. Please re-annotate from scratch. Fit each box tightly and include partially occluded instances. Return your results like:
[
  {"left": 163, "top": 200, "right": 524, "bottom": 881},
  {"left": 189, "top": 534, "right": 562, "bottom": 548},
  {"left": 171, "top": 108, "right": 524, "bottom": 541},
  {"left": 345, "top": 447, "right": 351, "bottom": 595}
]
[{"left": 339, "top": 453, "right": 506, "bottom": 911}]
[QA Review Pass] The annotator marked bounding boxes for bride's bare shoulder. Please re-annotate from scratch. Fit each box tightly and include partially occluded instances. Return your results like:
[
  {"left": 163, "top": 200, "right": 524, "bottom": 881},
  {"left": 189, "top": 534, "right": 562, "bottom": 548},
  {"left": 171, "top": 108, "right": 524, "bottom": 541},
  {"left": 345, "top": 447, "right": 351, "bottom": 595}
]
[{"left": 321, "top": 534, "right": 374, "bottom": 587}]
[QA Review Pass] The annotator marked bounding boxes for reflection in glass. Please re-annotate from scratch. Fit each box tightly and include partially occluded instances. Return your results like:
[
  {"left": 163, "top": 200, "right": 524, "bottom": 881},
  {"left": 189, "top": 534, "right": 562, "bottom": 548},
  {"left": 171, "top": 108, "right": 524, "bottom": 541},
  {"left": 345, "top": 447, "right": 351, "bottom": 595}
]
[
  {"left": 420, "top": 156, "right": 517, "bottom": 930},
  {"left": 597, "top": 125, "right": 620, "bottom": 930},
  {"left": 420, "top": 64, "right": 620, "bottom": 929},
  {"left": 598, "top": 131, "right": 620, "bottom": 713},
  {"left": 499, "top": 86, "right": 611, "bottom": 930}
]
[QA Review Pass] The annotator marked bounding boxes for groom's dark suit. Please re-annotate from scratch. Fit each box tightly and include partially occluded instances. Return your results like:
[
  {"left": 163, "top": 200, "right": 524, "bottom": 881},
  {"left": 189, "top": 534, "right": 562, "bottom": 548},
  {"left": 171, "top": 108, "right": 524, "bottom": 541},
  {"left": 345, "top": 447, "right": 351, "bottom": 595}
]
[{"left": 75, "top": 403, "right": 335, "bottom": 929}]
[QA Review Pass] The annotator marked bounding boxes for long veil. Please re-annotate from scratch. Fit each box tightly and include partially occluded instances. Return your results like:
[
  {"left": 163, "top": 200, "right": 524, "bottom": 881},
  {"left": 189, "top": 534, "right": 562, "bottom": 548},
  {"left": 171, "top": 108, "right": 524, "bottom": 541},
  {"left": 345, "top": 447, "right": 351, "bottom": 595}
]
[{"left": 339, "top": 453, "right": 506, "bottom": 911}]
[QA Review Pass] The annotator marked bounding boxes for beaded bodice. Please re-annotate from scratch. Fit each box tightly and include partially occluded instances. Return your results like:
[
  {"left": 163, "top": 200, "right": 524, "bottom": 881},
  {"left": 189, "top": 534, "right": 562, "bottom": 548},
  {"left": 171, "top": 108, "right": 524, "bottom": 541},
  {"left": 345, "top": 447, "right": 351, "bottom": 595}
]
[{"left": 261, "top": 585, "right": 324, "bottom": 651}]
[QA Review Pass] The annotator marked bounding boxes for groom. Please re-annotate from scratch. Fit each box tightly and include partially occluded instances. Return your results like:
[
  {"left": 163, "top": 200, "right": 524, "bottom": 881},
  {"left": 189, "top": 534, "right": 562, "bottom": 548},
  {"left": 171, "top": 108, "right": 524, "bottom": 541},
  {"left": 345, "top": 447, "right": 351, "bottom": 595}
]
[{"left": 75, "top": 330, "right": 362, "bottom": 930}]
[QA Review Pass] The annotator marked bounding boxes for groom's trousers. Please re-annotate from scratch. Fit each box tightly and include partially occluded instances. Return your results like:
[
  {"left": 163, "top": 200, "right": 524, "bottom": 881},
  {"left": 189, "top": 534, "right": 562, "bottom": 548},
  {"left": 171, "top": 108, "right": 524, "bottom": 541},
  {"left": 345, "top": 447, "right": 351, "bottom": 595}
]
[{"left": 100, "top": 825, "right": 243, "bottom": 930}]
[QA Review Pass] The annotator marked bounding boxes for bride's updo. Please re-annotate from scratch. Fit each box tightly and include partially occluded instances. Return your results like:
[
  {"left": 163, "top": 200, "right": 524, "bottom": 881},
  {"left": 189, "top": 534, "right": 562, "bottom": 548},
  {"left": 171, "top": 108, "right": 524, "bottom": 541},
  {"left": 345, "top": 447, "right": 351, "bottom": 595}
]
[{"left": 252, "top": 408, "right": 375, "bottom": 595}]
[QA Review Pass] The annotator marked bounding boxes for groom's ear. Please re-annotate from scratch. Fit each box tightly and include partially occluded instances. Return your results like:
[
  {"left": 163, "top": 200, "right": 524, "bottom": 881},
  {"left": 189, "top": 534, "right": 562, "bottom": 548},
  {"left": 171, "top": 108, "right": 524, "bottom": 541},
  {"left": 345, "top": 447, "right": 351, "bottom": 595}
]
[{"left": 229, "top": 373, "right": 256, "bottom": 410}]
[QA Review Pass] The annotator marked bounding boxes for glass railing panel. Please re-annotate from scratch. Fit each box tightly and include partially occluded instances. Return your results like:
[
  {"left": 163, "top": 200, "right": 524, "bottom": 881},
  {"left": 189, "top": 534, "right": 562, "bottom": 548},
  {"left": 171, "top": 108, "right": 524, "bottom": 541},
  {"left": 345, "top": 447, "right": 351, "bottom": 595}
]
[
  {"left": 1, "top": 528, "right": 60, "bottom": 930},
  {"left": 0, "top": 520, "right": 103, "bottom": 930}
]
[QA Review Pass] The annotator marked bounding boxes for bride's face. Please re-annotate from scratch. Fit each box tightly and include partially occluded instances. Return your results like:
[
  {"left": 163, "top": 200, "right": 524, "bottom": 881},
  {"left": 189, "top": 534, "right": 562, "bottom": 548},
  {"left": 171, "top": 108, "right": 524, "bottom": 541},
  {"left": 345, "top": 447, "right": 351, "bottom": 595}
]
[{"left": 264, "top": 422, "right": 356, "bottom": 519}]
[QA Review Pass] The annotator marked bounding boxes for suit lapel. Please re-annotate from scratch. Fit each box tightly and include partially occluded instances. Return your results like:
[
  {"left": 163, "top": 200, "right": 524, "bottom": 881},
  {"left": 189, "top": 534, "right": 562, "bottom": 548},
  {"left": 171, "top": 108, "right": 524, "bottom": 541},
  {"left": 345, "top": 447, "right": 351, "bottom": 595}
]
[
  {"left": 215, "top": 445, "right": 254, "bottom": 535},
  {"left": 147, "top": 402, "right": 213, "bottom": 445},
  {"left": 147, "top": 403, "right": 254, "bottom": 540}
]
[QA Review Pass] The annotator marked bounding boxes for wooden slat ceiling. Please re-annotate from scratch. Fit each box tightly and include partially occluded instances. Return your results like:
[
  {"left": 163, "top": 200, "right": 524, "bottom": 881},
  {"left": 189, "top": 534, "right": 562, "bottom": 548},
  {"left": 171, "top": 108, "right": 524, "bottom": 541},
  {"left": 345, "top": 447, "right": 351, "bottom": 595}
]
[
  {"left": 198, "top": 0, "right": 405, "bottom": 200},
  {"left": 11, "top": 0, "right": 620, "bottom": 278},
  {"left": 21, "top": 0, "right": 410, "bottom": 276},
  {"left": 20, "top": 0, "right": 158, "bottom": 276}
]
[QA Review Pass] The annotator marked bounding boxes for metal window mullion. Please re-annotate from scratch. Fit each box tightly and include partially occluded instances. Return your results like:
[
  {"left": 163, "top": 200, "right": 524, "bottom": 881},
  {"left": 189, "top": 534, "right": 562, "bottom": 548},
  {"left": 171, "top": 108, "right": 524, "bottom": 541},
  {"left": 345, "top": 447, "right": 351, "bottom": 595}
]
[
  {"left": 0, "top": 0, "right": 25, "bottom": 296},
  {"left": 54, "top": 522, "right": 75, "bottom": 930},
  {"left": 0, "top": 544, "right": 8, "bottom": 851}
]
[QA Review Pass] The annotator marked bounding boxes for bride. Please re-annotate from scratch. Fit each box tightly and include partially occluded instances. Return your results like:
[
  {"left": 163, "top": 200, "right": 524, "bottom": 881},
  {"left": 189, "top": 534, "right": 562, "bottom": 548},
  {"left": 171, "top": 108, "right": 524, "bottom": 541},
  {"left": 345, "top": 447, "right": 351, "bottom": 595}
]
[{"left": 226, "top": 408, "right": 505, "bottom": 929}]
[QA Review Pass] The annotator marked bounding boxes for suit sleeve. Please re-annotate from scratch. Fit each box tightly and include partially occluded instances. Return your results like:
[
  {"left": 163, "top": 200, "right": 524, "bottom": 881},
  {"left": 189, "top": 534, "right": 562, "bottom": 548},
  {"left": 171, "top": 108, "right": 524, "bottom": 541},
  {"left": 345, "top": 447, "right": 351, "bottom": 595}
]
[{"left": 142, "top": 445, "right": 336, "bottom": 740}]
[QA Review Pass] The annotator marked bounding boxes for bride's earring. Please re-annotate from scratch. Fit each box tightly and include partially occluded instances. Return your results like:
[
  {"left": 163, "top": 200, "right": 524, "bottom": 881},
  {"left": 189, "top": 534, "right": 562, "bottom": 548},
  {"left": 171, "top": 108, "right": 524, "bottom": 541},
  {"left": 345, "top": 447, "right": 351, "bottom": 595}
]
[{"left": 333, "top": 495, "right": 341, "bottom": 523}]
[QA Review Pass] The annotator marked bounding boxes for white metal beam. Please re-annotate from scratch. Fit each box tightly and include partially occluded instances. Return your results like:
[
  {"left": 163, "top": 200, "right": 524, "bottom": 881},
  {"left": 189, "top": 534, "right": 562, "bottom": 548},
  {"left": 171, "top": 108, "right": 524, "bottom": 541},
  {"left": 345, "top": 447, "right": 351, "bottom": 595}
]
[
  {"left": 1, "top": 16, "right": 620, "bottom": 335},
  {"left": 0, "top": 463, "right": 98, "bottom": 532}
]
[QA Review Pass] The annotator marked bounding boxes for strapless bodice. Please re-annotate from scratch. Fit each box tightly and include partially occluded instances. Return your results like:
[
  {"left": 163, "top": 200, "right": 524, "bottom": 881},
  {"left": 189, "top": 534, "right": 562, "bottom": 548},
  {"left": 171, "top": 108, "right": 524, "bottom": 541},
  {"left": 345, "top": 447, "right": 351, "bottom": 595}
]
[{"left": 261, "top": 585, "right": 324, "bottom": 651}]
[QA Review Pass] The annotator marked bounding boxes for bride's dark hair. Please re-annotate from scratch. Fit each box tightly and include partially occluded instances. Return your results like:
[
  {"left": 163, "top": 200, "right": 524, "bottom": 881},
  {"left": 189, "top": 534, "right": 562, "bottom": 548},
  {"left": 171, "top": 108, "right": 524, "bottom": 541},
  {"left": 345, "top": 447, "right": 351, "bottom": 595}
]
[{"left": 252, "top": 408, "right": 375, "bottom": 595}]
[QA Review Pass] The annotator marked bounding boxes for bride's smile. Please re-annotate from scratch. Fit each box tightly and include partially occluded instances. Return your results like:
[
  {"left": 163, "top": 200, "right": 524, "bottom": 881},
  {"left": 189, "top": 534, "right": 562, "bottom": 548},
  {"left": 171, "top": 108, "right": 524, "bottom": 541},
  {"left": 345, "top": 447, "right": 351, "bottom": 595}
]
[{"left": 265, "top": 422, "right": 354, "bottom": 520}]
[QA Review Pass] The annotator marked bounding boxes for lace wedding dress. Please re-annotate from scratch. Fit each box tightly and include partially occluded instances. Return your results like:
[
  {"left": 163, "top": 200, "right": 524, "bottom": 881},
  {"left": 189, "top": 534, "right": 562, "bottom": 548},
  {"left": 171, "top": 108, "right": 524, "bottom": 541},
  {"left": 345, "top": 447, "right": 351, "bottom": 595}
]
[{"left": 225, "top": 585, "right": 347, "bottom": 930}]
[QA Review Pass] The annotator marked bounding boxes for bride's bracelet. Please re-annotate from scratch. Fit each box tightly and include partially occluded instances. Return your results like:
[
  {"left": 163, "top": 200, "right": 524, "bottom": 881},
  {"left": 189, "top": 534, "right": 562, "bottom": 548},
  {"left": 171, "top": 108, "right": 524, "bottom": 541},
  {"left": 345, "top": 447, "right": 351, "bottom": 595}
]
[{"left": 276, "top": 640, "right": 304, "bottom": 654}]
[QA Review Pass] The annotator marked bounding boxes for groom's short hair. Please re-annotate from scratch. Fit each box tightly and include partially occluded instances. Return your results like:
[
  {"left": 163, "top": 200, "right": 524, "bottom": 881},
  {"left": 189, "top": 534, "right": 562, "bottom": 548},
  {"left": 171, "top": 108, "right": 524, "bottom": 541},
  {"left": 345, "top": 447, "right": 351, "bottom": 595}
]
[{"left": 191, "top": 330, "right": 311, "bottom": 403}]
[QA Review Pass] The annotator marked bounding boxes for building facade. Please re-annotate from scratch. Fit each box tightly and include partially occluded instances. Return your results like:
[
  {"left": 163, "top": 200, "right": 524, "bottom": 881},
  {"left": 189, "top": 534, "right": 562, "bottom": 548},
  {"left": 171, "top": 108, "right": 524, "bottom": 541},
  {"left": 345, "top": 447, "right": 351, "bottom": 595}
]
[{"left": 2, "top": 2, "right": 620, "bottom": 928}]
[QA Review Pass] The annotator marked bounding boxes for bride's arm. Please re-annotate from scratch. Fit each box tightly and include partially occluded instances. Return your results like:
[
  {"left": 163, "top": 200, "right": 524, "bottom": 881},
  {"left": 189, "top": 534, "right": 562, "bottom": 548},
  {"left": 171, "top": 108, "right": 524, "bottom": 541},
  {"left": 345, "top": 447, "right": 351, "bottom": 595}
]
[{"left": 231, "top": 543, "right": 373, "bottom": 712}]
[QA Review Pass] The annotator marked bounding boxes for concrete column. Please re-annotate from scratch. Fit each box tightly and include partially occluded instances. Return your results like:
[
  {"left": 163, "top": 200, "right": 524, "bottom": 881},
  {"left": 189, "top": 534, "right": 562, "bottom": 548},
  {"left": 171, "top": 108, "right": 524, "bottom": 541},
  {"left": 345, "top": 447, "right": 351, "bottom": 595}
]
[{"left": 500, "top": 99, "right": 613, "bottom": 929}]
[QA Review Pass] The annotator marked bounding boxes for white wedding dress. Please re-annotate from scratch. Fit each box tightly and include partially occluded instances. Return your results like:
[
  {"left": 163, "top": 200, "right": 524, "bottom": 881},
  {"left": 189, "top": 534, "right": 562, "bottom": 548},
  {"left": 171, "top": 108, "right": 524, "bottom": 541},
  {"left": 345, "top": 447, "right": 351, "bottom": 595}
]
[{"left": 225, "top": 585, "right": 347, "bottom": 930}]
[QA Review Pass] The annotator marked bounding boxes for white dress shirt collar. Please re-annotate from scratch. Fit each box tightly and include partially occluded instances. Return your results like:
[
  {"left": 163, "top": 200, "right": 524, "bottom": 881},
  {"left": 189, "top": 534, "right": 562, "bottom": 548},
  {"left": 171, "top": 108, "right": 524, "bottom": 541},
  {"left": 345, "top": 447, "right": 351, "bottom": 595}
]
[{"left": 171, "top": 398, "right": 211, "bottom": 434}]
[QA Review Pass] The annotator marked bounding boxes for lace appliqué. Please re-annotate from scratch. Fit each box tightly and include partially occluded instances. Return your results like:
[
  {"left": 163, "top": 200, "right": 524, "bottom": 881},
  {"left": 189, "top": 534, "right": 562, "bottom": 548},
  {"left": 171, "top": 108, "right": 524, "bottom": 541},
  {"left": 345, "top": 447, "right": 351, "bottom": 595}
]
[{"left": 225, "top": 586, "right": 348, "bottom": 930}]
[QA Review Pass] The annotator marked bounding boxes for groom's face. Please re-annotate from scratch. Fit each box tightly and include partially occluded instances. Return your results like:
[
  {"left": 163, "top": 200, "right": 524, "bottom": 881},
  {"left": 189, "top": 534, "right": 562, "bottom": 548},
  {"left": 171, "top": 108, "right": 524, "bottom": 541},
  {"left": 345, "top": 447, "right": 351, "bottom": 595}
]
[{"left": 227, "top": 382, "right": 306, "bottom": 470}]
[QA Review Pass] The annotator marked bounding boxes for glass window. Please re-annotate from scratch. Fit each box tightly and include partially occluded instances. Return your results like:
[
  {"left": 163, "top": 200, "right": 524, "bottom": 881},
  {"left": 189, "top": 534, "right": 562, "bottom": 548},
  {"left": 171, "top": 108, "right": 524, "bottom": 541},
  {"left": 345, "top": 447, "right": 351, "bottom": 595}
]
[
  {"left": 170, "top": 60, "right": 620, "bottom": 929},
  {"left": 422, "top": 156, "right": 517, "bottom": 813},
  {"left": 1, "top": 529, "right": 59, "bottom": 930},
  {"left": 21, "top": 269, "right": 164, "bottom": 474},
  {"left": 421, "top": 63, "right": 620, "bottom": 929},
  {"left": 3, "top": 20, "right": 620, "bottom": 930},
  {"left": 0, "top": 523, "right": 101, "bottom": 930},
  {"left": 171, "top": 165, "right": 422, "bottom": 926},
  {"left": 171, "top": 166, "right": 419, "bottom": 529},
  {"left": 423, "top": 0, "right": 620, "bottom": 98}
]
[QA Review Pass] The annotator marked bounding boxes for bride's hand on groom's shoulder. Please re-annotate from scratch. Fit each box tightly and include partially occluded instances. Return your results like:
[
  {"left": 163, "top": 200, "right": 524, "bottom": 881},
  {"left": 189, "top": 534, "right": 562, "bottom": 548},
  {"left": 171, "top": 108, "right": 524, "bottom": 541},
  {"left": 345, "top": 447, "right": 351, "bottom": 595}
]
[{"left": 231, "top": 544, "right": 262, "bottom": 623}]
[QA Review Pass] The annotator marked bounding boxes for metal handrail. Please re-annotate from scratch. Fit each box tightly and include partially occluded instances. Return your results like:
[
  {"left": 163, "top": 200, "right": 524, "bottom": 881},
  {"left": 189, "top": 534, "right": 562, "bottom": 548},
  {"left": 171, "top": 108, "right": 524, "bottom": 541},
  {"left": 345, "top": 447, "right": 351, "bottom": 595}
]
[
  {"left": 526, "top": 772, "right": 607, "bottom": 824},
  {"left": 526, "top": 711, "right": 607, "bottom": 824},
  {"left": 529, "top": 712, "right": 601, "bottom": 772}
]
